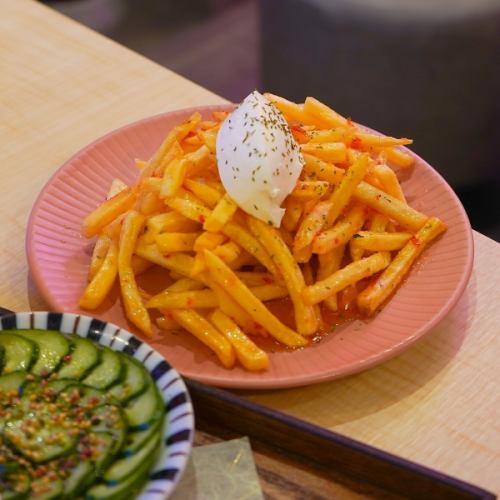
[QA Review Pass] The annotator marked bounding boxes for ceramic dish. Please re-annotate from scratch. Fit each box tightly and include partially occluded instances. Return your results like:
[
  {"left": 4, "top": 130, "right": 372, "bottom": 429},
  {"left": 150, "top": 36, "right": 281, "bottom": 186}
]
[
  {"left": 26, "top": 104, "right": 474, "bottom": 389},
  {"left": 0, "top": 310, "right": 194, "bottom": 499}
]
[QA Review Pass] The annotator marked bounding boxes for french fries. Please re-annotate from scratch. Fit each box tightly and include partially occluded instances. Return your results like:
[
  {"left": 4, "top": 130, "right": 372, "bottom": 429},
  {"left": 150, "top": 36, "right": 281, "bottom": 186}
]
[{"left": 80, "top": 94, "right": 446, "bottom": 371}]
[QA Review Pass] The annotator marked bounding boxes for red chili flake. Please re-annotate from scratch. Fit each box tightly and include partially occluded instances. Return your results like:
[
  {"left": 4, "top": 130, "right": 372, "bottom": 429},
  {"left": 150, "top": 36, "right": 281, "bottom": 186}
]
[
  {"left": 63, "top": 355, "right": 72, "bottom": 363},
  {"left": 346, "top": 117, "right": 354, "bottom": 127},
  {"left": 263, "top": 276, "right": 273, "bottom": 284},
  {"left": 186, "top": 298, "right": 194, "bottom": 307},
  {"left": 198, "top": 215, "right": 206, "bottom": 224},
  {"left": 350, "top": 137, "right": 363, "bottom": 150},
  {"left": 410, "top": 236, "right": 421, "bottom": 246}
]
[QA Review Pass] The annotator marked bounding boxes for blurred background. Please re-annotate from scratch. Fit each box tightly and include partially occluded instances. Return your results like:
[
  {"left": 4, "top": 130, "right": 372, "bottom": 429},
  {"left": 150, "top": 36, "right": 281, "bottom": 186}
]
[{"left": 47, "top": 0, "right": 500, "bottom": 241}]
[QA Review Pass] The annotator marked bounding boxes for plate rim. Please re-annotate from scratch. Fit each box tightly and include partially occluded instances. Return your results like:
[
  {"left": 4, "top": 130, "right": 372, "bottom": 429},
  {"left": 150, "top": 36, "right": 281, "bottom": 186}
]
[{"left": 25, "top": 104, "right": 475, "bottom": 389}]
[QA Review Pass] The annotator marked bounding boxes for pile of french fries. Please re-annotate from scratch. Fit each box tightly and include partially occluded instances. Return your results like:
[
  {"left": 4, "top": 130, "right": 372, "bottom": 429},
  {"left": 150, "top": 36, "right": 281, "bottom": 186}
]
[{"left": 80, "top": 94, "right": 446, "bottom": 371}]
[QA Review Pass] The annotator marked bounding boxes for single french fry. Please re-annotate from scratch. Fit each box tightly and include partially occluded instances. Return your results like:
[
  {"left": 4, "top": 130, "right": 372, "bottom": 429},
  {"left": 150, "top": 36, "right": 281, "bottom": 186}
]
[
  {"left": 89, "top": 235, "right": 111, "bottom": 281},
  {"left": 317, "top": 245, "right": 345, "bottom": 311},
  {"left": 264, "top": 93, "right": 314, "bottom": 124},
  {"left": 167, "top": 277, "right": 205, "bottom": 292},
  {"left": 166, "top": 195, "right": 212, "bottom": 225},
  {"left": 303, "top": 96, "right": 348, "bottom": 128},
  {"left": 293, "top": 243, "right": 313, "bottom": 264},
  {"left": 204, "top": 250, "right": 307, "bottom": 347},
  {"left": 209, "top": 310, "right": 269, "bottom": 371},
  {"left": 155, "top": 232, "right": 200, "bottom": 253},
  {"left": 313, "top": 204, "right": 367, "bottom": 254},
  {"left": 301, "top": 142, "right": 347, "bottom": 163},
  {"left": 156, "top": 315, "right": 179, "bottom": 331},
  {"left": 246, "top": 217, "right": 317, "bottom": 336},
  {"left": 207, "top": 279, "right": 268, "bottom": 337},
  {"left": 352, "top": 132, "right": 412, "bottom": 149},
  {"left": 357, "top": 218, "right": 446, "bottom": 315},
  {"left": 197, "top": 129, "right": 217, "bottom": 153},
  {"left": 146, "top": 211, "right": 200, "bottom": 233},
  {"left": 221, "top": 221, "right": 279, "bottom": 276},
  {"left": 281, "top": 198, "right": 303, "bottom": 232},
  {"left": 152, "top": 141, "right": 184, "bottom": 178},
  {"left": 302, "top": 154, "right": 345, "bottom": 185},
  {"left": 204, "top": 194, "right": 238, "bottom": 232},
  {"left": 170, "top": 309, "right": 235, "bottom": 368},
  {"left": 326, "top": 154, "right": 369, "bottom": 228},
  {"left": 147, "top": 289, "right": 218, "bottom": 309},
  {"left": 302, "top": 262, "right": 323, "bottom": 331},
  {"left": 160, "top": 157, "right": 189, "bottom": 198},
  {"left": 147, "top": 283, "right": 287, "bottom": 309},
  {"left": 135, "top": 244, "right": 195, "bottom": 277},
  {"left": 212, "top": 111, "right": 228, "bottom": 122},
  {"left": 308, "top": 128, "right": 353, "bottom": 144},
  {"left": 353, "top": 181, "right": 428, "bottom": 232},
  {"left": 294, "top": 201, "right": 332, "bottom": 252},
  {"left": 213, "top": 241, "right": 242, "bottom": 263},
  {"left": 185, "top": 178, "right": 223, "bottom": 208},
  {"left": 138, "top": 191, "right": 164, "bottom": 216},
  {"left": 82, "top": 188, "right": 136, "bottom": 238},
  {"left": 149, "top": 112, "right": 201, "bottom": 172},
  {"left": 304, "top": 252, "right": 391, "bottom": 305},
  {"left": 373, "top": 164, "right": 406, "bottom": 202},
  {"left": 290, "top": 181, "right": 330, "bottom": 201},
  {"left": 118, "top": 211, "right": 152, "bottom": 335},
  {"left": 378, "top": 146, "right": 414, "bottom": 168},
  {"left": 350, "top": 231, "right": 412, "bottom": 251},
  {"left": 194, "top": 231, "right": 226, "bottom": 252},
  {"left": 80, "top": 239, "right": 118, "bottom": 310}
]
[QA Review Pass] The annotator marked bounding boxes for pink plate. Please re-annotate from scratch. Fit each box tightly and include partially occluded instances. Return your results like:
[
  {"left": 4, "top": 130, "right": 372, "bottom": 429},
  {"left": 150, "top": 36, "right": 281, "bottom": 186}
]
[{"left": 26, "top": 105, "right": 474, "bottom": 389}]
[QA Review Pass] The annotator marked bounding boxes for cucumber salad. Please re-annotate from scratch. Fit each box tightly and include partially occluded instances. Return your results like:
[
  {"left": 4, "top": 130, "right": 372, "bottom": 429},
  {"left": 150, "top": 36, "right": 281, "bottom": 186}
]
[{"left": 0, "top": 329, "right": 165, "bottom": 499}]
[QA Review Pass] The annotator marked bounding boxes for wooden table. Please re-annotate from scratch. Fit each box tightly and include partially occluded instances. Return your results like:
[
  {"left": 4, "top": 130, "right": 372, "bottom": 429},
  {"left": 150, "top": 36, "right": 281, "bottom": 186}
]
[{"left": 1, "top": 0, "right": 499, "bottom": 496}]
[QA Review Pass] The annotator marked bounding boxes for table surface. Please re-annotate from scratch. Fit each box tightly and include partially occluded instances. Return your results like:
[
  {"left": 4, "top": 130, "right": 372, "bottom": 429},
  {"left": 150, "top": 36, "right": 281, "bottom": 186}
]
[{"left": 1, "top": 0, "right": 499, "bottom": 495}]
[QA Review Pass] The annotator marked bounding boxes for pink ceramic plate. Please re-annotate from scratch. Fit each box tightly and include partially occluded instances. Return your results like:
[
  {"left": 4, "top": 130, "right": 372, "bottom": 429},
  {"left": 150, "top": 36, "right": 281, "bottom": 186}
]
[{"left": 26, "top": 105, "right": 474, "bottom": 389}]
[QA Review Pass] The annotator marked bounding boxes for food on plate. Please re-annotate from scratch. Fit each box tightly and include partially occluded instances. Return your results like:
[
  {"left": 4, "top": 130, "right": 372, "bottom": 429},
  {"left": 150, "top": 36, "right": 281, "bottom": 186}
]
[
  {"left": 0, "top": 329, "right": 164, "bottom": 499},
  {"left": 79, "top": 91, "right": 446, "bottom": 371}
]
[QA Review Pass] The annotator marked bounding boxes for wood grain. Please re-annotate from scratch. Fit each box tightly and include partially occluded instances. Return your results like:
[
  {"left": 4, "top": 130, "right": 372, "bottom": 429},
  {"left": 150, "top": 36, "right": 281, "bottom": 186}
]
[{"left": 0, "top": 0, "right": 499, "bottom": 496}]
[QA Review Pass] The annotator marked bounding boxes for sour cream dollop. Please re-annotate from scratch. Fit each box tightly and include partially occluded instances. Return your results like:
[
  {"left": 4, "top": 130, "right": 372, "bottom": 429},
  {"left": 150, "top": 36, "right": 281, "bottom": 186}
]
[{"left": 216, "top": 91, "right": 304, "bottom": 227}]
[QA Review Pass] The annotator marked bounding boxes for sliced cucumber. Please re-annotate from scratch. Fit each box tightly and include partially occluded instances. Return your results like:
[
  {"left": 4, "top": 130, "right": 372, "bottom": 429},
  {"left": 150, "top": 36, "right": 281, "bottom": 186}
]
[
  {"left": 89, "top": 432, "right": 116, "bottom": 475},
  {"left": 22, "top": 378, "right": 72, "bottom": 398},
  {"left": 90, "top": 405, "right": 127, "bottom": 457},
  {"left": 108, "top": 356, "right": 146, "bottom": 403},
  {"left": 64, "top": 460, "right": 94, "bottom": 497},
  {"left": 83, "top": 347, "right": 124, "bottom": 390},
  {"left": 30, "top": 477, "right": 63, "bottom": 500},
  {"left": 0, "top": 371, "right": 26, "bottom": 393},
  {"left": 57, "top": 383, "right": 112, "bottom": 411},
  {"left": 86, "top": 439, "right": 159, "bottom": 500},
  {"left": 124, "top": 377, "right": 163, "bottom": 429},
  {"left": 14, "top": 330, "right": 70, "bottom": 377},
  {"left": 0, "top": 333, "right": 37, "bottom": 374},
  {"left": 104, "top": 433, "right": 160, "bottom": 482},
  {"left": 5, "top": 397, "right": 77, "bottom": 463},
  {"left": 123, "top": 416, "right": 162, "bottom": 456},
  {"left": 58, "top": 336, "right": 100, "bottom": 380},
  {"left": 1, "top": 469, "right": 30, "bottom": 500}
]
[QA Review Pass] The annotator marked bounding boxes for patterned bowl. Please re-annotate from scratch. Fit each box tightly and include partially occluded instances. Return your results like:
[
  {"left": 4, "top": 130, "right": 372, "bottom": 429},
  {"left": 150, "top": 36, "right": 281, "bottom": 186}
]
[{"left": 0, "top": 310, "right": 194, "bottom": 499}]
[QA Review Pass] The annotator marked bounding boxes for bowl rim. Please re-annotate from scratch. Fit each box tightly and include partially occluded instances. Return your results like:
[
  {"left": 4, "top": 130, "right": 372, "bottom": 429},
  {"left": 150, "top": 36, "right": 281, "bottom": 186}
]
[{"left": 0, "top": 310, "right": 194, "bottom": 500}]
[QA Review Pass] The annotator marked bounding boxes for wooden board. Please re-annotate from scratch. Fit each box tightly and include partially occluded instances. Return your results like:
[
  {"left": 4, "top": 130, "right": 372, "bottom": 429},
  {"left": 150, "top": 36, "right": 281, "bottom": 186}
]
[{"left": 188, "top": 380, "right": 496, "bottom": 500}]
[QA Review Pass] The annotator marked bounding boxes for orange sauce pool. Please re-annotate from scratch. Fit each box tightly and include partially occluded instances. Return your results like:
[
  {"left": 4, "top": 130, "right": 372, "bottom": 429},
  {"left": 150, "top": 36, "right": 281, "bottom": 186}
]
[{"left": 256, "top": 286, "right": 362, "bottom": 352}]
